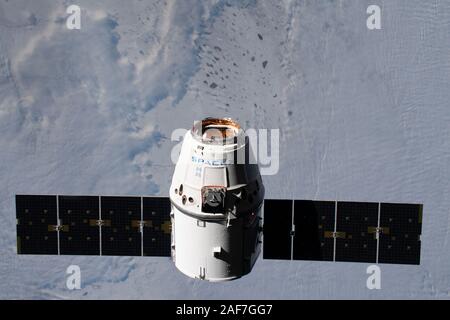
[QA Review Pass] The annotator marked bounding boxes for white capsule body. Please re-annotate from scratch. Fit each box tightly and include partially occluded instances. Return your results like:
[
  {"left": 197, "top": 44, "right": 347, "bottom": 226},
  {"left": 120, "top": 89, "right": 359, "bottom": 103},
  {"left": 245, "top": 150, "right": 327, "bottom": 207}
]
[{"left": 169, "top": 119, "right": 264, "bottom": 281}]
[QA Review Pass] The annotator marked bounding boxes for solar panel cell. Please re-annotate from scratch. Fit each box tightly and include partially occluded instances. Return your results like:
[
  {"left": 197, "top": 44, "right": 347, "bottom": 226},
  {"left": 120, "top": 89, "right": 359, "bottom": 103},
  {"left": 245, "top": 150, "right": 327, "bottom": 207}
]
[
  {"left": 335, "top": 202, "right": 378, "bottom": 263},
  {"left": 142, "top": 197, "right": 171, "bottom": 257},
  {"left": 262, "top": 199, "right": 292, "bottom": 260},
  {"left": 16, "top": 195, "right": 58, "bottom": 255},
  {"left": 293, "top": 200, "right": 335, "bottom": 261},
  {"left": 59, "top": 196, "right": 100, "bottom": 255},
  {"left": 378, "top": 203, "right": 422, "bottom": 265},
  {"left": 101, "top": 197, "right": 142, "bottom": 256}
]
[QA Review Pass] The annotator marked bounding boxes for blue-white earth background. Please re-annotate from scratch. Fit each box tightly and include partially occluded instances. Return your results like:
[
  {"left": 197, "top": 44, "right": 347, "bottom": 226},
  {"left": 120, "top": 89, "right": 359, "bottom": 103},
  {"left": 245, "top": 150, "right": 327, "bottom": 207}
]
[{"left": 0, "top": 0, "right": 449, "bottom": 299}]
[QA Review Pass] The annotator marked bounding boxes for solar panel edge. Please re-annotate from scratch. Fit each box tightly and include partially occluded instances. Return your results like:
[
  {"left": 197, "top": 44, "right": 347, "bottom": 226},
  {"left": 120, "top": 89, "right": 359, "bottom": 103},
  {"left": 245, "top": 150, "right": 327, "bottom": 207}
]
[{"left": 17, "top": 235, "right": 21, "bottom": 254}]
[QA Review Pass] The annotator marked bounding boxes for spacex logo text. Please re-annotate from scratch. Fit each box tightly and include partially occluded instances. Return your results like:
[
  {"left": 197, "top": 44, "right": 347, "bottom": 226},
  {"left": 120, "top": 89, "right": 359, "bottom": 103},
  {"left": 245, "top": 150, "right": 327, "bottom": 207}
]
[{"left": 191, "top": 156, "right": 230, "bottom": 166}]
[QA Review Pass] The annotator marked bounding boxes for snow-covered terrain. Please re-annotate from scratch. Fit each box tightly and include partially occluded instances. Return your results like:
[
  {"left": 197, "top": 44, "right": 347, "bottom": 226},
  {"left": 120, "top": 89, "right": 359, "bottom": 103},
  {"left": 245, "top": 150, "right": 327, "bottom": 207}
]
[{"left": 1, "top": 0, "right": 449, "bottom": 299}]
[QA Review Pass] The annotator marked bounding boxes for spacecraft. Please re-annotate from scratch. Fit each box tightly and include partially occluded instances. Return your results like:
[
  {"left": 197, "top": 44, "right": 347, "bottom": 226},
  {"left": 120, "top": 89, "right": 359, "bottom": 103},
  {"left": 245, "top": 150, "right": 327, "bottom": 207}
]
[{"left": 15, "top": 118, "right": 423, "bottom": 282}]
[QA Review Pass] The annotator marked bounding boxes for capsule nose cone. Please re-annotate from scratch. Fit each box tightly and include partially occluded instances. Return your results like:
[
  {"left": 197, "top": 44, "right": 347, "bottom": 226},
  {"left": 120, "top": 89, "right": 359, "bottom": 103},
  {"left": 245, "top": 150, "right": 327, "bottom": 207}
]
[{"left": 192, "top": 118, "right": 243, "bottom": 145}]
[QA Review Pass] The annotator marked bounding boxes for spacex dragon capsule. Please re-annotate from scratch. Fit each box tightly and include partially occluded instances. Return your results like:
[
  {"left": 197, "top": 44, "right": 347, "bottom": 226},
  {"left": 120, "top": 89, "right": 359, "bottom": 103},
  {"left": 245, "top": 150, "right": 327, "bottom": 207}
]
[
  {"left": 169, "top": 118, "right": 264, "bottom": 281},
  {"left": 15, "top": 118, "right": 423, "bottom": 283}
]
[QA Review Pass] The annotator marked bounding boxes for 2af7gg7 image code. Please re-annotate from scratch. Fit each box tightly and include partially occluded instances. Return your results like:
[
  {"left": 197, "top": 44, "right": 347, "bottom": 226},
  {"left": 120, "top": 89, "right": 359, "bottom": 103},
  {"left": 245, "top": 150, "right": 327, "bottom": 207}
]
[{"left": 176, "top": 304, "right": 273, "bottom": 317}]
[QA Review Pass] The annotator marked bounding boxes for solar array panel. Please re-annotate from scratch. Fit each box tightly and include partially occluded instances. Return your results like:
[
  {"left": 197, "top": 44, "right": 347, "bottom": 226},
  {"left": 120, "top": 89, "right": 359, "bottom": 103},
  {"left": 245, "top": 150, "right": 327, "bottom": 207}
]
[
  {"left": 16, "top": 195, "right": 172, "bottom": 257},
  {"left": 16, "top": 195, "right": 423, "bottom": 265},
  {"left": 263, "top": 199, "right": 422, "bottom": 265}
]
